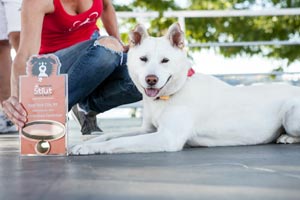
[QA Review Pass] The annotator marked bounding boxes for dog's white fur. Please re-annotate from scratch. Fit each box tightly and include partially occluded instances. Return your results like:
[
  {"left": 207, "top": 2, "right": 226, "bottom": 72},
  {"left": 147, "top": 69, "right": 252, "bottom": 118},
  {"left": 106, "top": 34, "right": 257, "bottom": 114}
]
[{"left": 70, "top": 23, "right": 300, "bottom": 155}]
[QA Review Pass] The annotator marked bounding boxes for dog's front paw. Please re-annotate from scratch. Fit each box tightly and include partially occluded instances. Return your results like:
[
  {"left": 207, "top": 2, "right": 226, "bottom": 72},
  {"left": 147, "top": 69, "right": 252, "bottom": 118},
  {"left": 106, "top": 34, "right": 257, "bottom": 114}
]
[{"left": 69, "top": 144, "right": 96, "bottom": 155}]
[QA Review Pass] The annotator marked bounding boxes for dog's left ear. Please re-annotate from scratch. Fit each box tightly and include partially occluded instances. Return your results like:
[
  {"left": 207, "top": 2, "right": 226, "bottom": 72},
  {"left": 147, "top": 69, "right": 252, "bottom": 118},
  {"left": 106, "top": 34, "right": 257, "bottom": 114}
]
[{"left": 166, "top": 23, "right": 184, "bottom": 49}]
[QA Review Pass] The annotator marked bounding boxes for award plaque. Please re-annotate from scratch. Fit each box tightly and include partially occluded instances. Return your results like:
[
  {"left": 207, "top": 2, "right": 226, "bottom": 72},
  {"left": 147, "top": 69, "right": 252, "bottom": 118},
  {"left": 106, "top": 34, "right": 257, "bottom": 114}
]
[{"left": 19, "top": 54, "right": 68, "bottom": 155}]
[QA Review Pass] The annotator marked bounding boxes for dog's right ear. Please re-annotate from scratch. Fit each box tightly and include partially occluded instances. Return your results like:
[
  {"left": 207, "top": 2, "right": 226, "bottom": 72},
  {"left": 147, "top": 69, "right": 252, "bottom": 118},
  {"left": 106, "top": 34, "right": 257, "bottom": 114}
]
[{"left": 129, "top": 24, "right": 149, "bottom": 47}]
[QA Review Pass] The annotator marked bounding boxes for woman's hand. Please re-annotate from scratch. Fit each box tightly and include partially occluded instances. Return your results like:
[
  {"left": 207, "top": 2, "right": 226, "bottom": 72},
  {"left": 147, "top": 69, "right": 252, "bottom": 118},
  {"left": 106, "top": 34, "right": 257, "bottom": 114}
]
[
  {"left": 122, "top": 44, "right": 129, "bottom": 53},
  {"left": 2, "top": 96, "right": 27, "bottom": 128}
]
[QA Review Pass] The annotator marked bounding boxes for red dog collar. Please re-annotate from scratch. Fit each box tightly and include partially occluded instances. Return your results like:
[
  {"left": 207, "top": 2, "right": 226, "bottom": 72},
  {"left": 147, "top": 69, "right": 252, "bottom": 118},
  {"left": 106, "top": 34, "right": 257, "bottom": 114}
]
[
  {"left": 188, "top": 68, "right": 195, "bottom": 77},
  {"left": 157, "top": 68, "right": 195, "bottom": 100}
]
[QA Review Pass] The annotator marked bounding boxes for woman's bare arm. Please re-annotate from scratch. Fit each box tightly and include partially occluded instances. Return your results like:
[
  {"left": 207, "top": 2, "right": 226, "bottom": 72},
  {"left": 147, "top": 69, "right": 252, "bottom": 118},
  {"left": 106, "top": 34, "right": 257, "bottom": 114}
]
[
  {"left": 101, "top": 0, "right": 120, "bottom": 40},
  {"left": 3, "top": 0, "right": 53, "bottom": 128}
]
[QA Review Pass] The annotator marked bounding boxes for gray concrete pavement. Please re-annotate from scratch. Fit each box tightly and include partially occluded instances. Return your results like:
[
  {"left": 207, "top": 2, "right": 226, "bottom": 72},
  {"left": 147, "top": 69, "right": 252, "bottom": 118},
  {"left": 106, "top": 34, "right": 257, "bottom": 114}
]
[{"left": 1, "top": 118, "right": 300, "bottom": 200}]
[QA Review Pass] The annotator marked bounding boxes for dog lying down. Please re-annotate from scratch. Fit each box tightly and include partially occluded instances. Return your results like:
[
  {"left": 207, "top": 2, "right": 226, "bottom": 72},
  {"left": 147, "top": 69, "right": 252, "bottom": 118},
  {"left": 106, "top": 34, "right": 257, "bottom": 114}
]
[{"left": 70, "top": 23, "right": 300, "bottom": 155}]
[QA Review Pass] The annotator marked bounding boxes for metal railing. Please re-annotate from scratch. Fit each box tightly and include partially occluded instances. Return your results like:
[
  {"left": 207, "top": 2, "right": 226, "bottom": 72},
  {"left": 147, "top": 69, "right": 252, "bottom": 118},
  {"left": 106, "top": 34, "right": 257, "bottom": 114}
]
[
  {"left": 115, "top": 8, "right": 300, "bottom": 113},
  {"left": 116, "top": 8, "right": 300, "bottom": 47}
]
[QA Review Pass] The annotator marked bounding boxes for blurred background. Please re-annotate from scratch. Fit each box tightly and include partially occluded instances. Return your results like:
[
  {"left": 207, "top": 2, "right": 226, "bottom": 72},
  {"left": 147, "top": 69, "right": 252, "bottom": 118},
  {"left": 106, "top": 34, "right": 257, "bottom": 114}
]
[
  {"left": 95, "top": 0, "right": 300, "bottom": 118},
  {"left": 112, "top": 0, "right": 299, "bottom": 74}
]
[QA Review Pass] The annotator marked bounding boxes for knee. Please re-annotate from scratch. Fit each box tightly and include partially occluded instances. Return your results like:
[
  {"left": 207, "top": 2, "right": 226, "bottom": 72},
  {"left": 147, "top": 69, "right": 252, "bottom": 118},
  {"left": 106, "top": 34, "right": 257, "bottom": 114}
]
[
  {"left": 8, "top": 32, "right": 20, "bottom": 50},
  {"left": 96, "top": 37, "right": 123, "bottom": 52},
  {"left": 89, "top": 39, "right": 123, "bottom": 68}
]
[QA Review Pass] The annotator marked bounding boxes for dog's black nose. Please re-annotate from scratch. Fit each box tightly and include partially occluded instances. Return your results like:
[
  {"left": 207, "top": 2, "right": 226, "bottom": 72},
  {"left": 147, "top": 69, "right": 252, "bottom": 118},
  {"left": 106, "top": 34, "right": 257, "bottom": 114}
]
[{"left": 145, "top": 75, "right": 158, "bottom": 86}]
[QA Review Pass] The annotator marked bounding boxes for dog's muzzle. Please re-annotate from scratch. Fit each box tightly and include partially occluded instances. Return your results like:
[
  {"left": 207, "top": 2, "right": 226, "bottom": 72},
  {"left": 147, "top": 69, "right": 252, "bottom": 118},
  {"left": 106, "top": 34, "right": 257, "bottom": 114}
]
[
  {"left": 144, "top": 74, "right": 159, "bottom": 97},
  {"left": 144, "top": 75, "right": 172, "bottom": 97}
]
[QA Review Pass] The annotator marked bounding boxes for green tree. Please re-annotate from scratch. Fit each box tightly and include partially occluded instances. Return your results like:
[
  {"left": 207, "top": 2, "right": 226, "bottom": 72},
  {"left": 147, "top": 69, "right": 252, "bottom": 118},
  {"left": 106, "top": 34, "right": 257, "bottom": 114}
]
[
  {"left": 113, "top": 0, "right": 180, "bottom": 39},
  {"left": 114, "top": 0, "right": 300, "bottom": 67},
  {"left": 187, "top": 0, "right": 300, "bottom": 67}
]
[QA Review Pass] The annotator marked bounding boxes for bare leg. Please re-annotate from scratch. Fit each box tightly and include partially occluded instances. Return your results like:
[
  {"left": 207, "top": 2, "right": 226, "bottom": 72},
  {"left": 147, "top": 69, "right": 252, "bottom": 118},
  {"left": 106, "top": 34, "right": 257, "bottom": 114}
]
[
  {"left": 0, "top": 32, "right": 20, "bottom": 106},
  {"left": 0, "top": 40, "right": 12, "bottom": 105}
]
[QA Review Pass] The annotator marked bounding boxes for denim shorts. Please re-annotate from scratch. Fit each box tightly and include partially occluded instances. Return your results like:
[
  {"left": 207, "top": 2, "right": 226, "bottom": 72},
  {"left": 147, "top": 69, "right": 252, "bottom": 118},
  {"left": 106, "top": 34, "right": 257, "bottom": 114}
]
[{"left": 54, "top": 38, "right": 142, "bottom": 113}]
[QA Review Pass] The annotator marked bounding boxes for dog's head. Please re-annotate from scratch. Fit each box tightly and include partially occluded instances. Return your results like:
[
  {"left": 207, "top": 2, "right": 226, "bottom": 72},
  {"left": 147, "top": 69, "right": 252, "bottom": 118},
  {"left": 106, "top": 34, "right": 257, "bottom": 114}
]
[
  {"left": 127, "top": 23, "right": 191, "bottom": 100},
  {"left": 30, "top": 57, "right": 56, "bottom": 77}
]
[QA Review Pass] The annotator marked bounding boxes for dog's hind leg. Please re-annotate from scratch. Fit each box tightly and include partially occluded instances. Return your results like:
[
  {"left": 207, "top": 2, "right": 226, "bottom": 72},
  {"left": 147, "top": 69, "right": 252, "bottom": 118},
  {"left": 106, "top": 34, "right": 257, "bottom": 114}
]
[{"left": 277, "top": 99, "right": 300, "bottom": 144}]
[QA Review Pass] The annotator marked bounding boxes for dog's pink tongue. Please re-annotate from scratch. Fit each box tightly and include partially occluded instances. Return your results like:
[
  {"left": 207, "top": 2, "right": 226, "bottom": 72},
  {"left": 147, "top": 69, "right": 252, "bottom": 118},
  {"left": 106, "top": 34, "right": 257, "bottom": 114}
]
[{"left": 145, "top": 88, "right": 159, "bottom": 97}]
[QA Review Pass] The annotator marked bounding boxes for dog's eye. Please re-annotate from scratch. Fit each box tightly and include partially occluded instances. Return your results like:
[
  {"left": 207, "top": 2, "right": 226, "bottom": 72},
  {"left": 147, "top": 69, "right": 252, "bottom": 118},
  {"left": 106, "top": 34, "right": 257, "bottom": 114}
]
[
  {"left": 161, "top": 58, "right": 169, "bottom": 63},
  {"left": 140, "top": 56, "right": 148, "bottom": 62}
]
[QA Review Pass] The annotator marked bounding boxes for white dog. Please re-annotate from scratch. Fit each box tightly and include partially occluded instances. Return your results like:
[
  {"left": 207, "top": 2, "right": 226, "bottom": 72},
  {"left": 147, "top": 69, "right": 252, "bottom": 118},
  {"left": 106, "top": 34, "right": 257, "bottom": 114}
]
[{"left": 70, "top": 23, "right": 300, "bottom": 155}]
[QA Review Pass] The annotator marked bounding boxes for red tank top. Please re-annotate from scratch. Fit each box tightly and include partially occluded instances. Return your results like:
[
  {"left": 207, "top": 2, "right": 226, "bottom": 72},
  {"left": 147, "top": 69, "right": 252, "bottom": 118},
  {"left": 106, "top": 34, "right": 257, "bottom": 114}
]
[{"left": 40, "top": 0, "right": 103, "bottom": 54}]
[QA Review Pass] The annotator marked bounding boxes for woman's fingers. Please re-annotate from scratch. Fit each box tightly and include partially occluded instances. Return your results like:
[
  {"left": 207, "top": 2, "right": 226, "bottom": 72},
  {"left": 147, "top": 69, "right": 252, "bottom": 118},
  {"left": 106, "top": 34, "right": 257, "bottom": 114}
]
[
  {"left": 122, "top": 44, "right": 129, "bottom": 53},
  {"left": 2, "top": 96, "right": 27, "bottom": 128}
]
